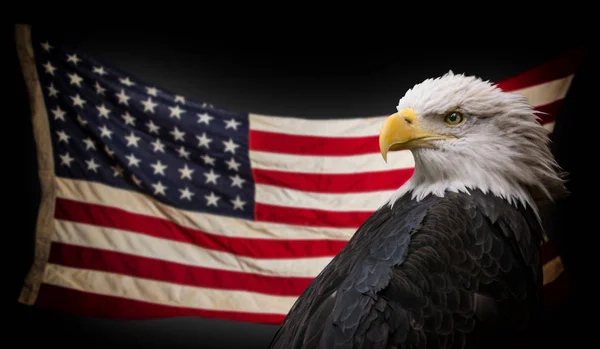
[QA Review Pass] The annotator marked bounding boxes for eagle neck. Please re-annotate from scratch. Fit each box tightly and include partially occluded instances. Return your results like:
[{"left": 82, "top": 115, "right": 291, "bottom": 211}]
[{"left": 385, "top": 151, "right": 541, "bottom": 223}]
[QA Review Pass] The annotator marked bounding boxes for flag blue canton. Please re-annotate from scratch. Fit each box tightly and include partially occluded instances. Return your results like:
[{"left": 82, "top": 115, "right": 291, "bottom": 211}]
[{"left": 33, "top": 37, "right": 255, "bottom": 220}]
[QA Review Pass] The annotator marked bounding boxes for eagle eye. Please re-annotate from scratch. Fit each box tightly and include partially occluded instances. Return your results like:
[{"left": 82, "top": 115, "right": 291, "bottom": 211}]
[{"left": 444, "top": 111, "right": 465, "bottom": 126}]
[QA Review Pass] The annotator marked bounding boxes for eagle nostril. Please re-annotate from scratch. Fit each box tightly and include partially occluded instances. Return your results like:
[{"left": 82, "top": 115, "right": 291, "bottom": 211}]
[{"left": 404, "top": 117, "right": 413, "bottom": 125}]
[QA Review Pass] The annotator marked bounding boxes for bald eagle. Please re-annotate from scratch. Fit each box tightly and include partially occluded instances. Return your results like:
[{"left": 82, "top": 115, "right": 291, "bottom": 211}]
[{"left": 268, "top": 72, "right": 567, "bottom": 349}]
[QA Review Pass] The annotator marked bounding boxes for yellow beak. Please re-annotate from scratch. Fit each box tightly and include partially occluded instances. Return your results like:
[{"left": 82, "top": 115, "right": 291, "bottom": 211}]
[{"left": 379, "top": 108, "right": 452, "bottom": 162}]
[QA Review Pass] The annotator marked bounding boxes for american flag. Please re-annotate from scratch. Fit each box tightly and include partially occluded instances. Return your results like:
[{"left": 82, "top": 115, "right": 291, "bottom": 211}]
[{"left": 16, "top": 24, "right": 583, "bottom": 324}]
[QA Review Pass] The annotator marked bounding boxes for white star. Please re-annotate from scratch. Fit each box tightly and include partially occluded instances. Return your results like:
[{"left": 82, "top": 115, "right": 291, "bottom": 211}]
[
  {"left": 43, "top": 62, "right": 56, "bottom": 75},
  {"left": 120, "top": 77, "right": 135, "bottom": 86},
  {"left": 51, "top": 106, "right": 66, "bottom": 121},
  {"left": 41, "top": 41, "right": 52, "bottom": 52},
  {"left": 125, "top": 131, "right": 141, "bottom": 147},
  {"left": 77, "top": 115, "right": 87, "bottom": 126},
  {"left": 86, "top": 158, "right": 100, "bottom": 172},
  {"left": 146, "top": 87, "right": 158, "bottom": 96},
  {"left": 197, "top": 113, "right": 213, "bottom": 125},
  {"left": 116, "top": 89, "right": 130, "bottom": 105},
  {"left": 68, "top": 73, "right": 83, "bottom": 87},
  {"left": 93, "top": 66, "right": 107, "bottom": 76},
  {"left": 152, "top": 181, "right": 167, "bottom": 196},
  {"left": 59, "top": 152, "right": 74, "bottom": 167},
  {"left": 178, "top": 164, "right": 194, "bottom": 180},
  {"left": 66, "top": 53, "right": 80, "bottom": 65},
  {"left": 97, "top": 104, "right": 111, "bottom": 118},
  {"left": 131, "top": 175, "right": 142, "bottom": 187},
  {"left": 122, "top": 112, "right": 136, "bottom": 126},
  {"left": 170, "top": 127, "right": 185, "bottom": 142},
  {"left": 141, "top": 97, "right": 157, "bottom": 113},
  {"left": 112, "top": 164, "right": 123, "bottom": 177},
  {"left": 230, "top": 174, "right": 245, "bottom": 188},
  {"left": 201, "top": 154, "right": 216, "bottom": 166},
  {"left": 151, "top": 160, "right": 167, "bottom": 176},
  {"left": 47, "top": 83, "right": 59, "bottom": 97},
  {"left": 196, "top": 132, "right": 212, "bottom": 148},
  {"left": 226, "top": 157, "right": 241, "bottom": 171},
  {"left": 71, "top": 94, "right": 86, "bottom": 108},
  {"left": 205, "top": 192, "right": 220, "bottom": 207},
  {"left": 168, "top": 105, "right": 185, "bottom": 119},
  {"left": 83, "top": 137, "right": 96, "bottom": 150},
  {"left": 99, "top": 125, "right": 113, "bottom": 139},
  {"left": 146, "top": 120, "right": 160, "bottom": 134},
  {"left": 223, "top": 138, "right": 239, "bottom": 154},
  {"left": 125, "top": 153, "right": 141, "bottom": 167},
  {"left": 179, "top": 187, "right": 194, "bottom": 200},
  {"left": 175, "top": 95, "right": 185, "bottom": 104},
  {"left": 151, "top": 139, "right": 165, "bottom": 153},
  {"left": 177, "top": 146, "right": 190, "bottom": 159},
  {"left": 224, "top": 118, "right": 241, "bottom": 130},
  {"left": 56, "top": 130, "right": 69, "bottom": 143},
  {"left": 231, "top": 195, "right": 246, "bottom": 210},
  {"left": 204, "top": 169, "right": 220, "bottom": 185},
  {"left": 95, "top": 82, "right": 106, "bottom": 95}
]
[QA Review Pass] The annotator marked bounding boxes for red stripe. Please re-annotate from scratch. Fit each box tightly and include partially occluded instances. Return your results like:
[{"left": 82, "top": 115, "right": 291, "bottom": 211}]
[
  {"left": 250, "top": 130, "right": 379, "bottom": 156},
  {"left": 48, "top": 242, "right": 313, "bottom": 296},
  {"left": 540, "top": 240, "right": 559, "bottom": 265},
  {"left": 55, "top": 198, "right": 347, "bottom": 259},
  {"left": 255, "top": 203, "right": 372, "bottom": 228},
  {"left": 248, "top": 104, "right": 560, "bottom": 156},
  {"left": 535, "top": 100, "right": 563, "bottom": 125},
  {"left": 496, "top": 48, "right": 586, "bottom": 92},
  {"left": 35, "top": 283, "right": 285, "bottom": 324},
  {"left": 253, "top": 168, "right": 413, "bottom": 193},
  {"left": 542, "top": 268, "right": 570, "bottom": 308}
]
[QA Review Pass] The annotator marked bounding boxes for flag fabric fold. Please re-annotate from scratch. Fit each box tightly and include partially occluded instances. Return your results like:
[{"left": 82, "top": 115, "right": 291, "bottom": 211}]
[{"left": 15, "top": 23, "right": 582, "bottom": 324}]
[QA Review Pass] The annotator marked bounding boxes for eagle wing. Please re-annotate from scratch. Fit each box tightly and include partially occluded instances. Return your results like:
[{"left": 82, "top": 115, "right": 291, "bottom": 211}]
[{"left": 269, "top": 190, "right": 544, "bottom": 349}]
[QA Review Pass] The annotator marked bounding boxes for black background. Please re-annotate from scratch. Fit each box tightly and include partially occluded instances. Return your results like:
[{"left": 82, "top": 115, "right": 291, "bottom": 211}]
[{"left": 8, "top": 22, "right": 594, "bottom": 349}]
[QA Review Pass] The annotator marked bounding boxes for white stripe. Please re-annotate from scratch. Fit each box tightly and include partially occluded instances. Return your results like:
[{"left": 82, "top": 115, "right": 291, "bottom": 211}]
[
  {"left": 249, "top": 76, "right": 571, "bottom": 137},
  {"left": 53, "top": 219, "right": 334, "bottom": 278},
  {"left": 515, "top": 74, "right": 573, "bottom": 107},
  {"left": 256, "top": 184, "right": 394, "bottom": 212},
  {"left": 43, "top": 264, "right": 297, "bottom": 315},
  {"left": 250, "top": 150, "right": 415, "bottom": 174},
  {"left": 249, "top": 113, "right": 388, "bottom": 138},
  {"left": 56, "top": 177, "right": 356, "bottom": 241}
]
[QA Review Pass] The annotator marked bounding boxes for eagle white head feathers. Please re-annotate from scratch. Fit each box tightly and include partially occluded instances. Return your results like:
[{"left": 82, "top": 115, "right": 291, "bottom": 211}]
[{"left": 380, "top": 71, "right": 567, "bottom": 217}]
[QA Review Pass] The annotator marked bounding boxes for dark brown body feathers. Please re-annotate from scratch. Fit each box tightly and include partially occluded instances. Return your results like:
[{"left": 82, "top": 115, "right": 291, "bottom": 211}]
[{"left": 269, "top": 190, "right": 544, "bottom": 349}]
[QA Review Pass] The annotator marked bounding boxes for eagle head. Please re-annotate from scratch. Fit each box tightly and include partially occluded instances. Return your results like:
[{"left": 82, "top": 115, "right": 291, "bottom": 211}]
[{"left": 380, "top": 71, "right": 567, "bottom": 213}]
